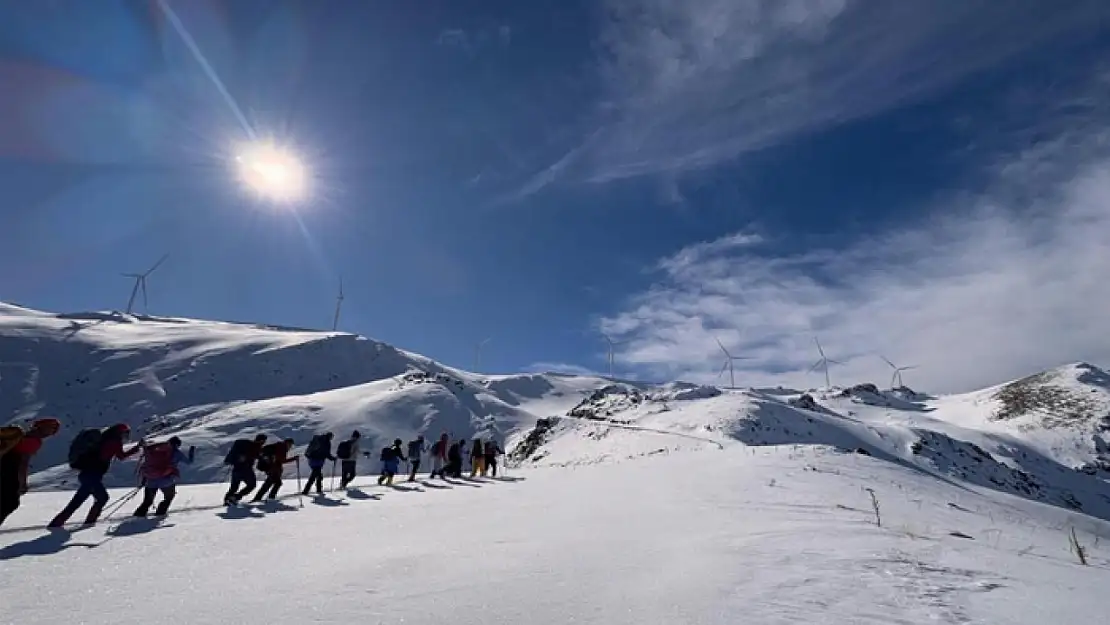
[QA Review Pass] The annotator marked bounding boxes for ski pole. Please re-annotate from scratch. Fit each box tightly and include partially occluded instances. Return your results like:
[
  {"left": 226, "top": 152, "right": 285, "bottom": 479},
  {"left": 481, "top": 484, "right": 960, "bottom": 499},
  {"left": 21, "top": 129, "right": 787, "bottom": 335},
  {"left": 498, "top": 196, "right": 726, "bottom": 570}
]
[{"left": 295, "top": 457, "right": 303, "bottom": 508}]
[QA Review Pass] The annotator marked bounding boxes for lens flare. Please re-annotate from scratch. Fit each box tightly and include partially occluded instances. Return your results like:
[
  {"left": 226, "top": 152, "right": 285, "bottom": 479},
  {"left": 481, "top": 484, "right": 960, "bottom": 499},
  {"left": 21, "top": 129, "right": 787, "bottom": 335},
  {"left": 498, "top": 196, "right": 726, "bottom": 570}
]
[{"left": 235, "top": 142, "right": 308, "bottom": 203}]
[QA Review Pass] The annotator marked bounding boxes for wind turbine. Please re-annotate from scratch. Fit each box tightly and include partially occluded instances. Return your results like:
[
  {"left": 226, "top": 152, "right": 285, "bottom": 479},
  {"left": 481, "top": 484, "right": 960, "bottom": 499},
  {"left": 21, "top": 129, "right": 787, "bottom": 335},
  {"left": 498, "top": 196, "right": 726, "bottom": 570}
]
[
  {"left": 123, "top": 254, "right": 169, "bottom": 314},
  {"left": 715, "top": 337, "right": 748, "bottom": 389},
  {"left": 474, "top": 337, "right": 491, "bottom": 372},
  {"left": 880, "top": 355, "right": 917, "bottom": 388},
  {"left": 332, "top": 277, "right": 344, "bottom": 331},
  {"left": 808, "top": 336, "right": 842, "bottom": 388},
  {"left": 602, "top": 334, "right": 616, "bottom": 378}
]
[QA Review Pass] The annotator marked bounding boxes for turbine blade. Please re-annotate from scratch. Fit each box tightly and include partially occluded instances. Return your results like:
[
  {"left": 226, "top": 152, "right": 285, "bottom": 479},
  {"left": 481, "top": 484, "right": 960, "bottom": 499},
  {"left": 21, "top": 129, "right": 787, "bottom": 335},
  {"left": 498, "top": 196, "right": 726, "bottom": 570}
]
[
  {"left": 814, "top": 336, "right": 825, "bottom": 358},
  {"left": 826, "top": 359, "right": 844, "bottom": 365},
  {"left": 146, "top": 253, "right": 169, "bottom": 276},
  {"left": 808, "top": 359, "right": 823, "bottom": 373},
  {"left": 718, "top": 360, "right": 729, "bottom": 377},
  {"left": 141, "top": 278, "right": 148, "bottom": 310},
  {"left": 715, "top": 337, "right": 730, "bottom": 358},
  {"left": 879, "top": 355, "right": 896, "bottom": 369},
  {"left": 901, "top": 365, "right": 918, "bottom": 371}
]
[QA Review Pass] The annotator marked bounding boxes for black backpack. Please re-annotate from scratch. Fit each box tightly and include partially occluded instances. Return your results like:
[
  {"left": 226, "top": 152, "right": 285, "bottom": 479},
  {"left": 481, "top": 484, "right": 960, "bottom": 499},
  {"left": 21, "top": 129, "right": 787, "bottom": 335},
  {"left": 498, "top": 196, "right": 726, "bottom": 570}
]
[
  {"left": 336, "top": 440, "right": 352, "bottom": 460},
  {"left": 306, "top": 435, "right": 327, "bottom": 461},
  {"left": 379, "top": 446, "right": 392, "bottom": 462},
  {"left": 68, "top": 428, "right": 104, "bottom": 470},
  {"left": 257, "top": 443, "right": 281, "bottom": 472},
  {"left": 224, "top": 439, "right": 252, "bottom": 466}
]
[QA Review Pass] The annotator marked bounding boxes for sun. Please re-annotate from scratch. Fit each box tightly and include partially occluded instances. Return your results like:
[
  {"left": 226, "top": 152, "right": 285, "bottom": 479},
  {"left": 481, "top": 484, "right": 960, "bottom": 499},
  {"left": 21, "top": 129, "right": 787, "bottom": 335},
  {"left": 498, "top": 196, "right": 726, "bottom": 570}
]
[{"left": 235, "top": 142, "right": 309, "bottom": 203}]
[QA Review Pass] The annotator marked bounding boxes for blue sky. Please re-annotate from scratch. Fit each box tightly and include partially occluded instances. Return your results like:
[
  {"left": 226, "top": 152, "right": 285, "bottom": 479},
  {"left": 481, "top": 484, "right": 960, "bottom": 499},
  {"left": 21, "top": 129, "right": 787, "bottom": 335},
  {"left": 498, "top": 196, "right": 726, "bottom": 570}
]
[{"left": 2, "top": 1, "right": 1110, "bottom": 393}]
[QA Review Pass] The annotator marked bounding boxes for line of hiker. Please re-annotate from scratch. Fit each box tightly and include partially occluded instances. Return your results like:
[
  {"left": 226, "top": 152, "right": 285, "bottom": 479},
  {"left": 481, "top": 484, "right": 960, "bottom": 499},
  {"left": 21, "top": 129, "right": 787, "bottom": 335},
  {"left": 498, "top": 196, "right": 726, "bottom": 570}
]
[{"left": 1, "top": 419, "right": 506, "bottom": 529}]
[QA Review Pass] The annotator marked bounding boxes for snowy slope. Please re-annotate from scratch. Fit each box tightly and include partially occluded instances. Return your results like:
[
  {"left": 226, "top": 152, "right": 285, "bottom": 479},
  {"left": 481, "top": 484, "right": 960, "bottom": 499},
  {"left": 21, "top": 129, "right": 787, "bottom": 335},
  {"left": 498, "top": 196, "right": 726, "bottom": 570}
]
[
  {"left": 511, "top": 380, "right": 1110, "bottom": 522},
  {"left": 0, "top": 304, "right": 613, "bottom": 487},
  {"left": 2, "top": 448, "right": 1108, "bottom": 625}
]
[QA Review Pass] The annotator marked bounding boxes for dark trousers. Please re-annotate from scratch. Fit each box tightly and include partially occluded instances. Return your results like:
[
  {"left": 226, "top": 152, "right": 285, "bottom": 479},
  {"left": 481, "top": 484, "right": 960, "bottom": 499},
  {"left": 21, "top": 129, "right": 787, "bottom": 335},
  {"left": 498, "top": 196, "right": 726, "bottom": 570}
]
[
  {"left": 485, "top": 454, "right": 498, "bottom": 477},
  {"left": 134, "top": 485, "right": 177, "bottom": 516},
  {"left": 252, "top": 471, "right": 283, "bottom": 501},
  {"left": 447, "top": 458, "right": 462, "bottom": 478},
  {"left": 50, "top": 472, "right": 110, "bottom": 526},
  {"left": 340, "top": 460, "right": 357, "bottom": 488},
  {"left": 408, "top": 459, "right": 421, "bottom": 481},
  {"left": 225, "top": 464, "right": 257, "bottom": 502},
  {"left": 303, "top": 465, "right": 325, "bottom": 494},
  {"left": 0, "top": 454, "right": 21, "bottom": 526}
]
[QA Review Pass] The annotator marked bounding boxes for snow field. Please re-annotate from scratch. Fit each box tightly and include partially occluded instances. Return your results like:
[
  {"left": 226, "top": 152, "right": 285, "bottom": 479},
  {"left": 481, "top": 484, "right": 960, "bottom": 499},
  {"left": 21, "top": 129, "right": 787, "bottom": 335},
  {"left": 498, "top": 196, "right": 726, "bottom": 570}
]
[{"left": 2, "top": 447, "right": 1107, "bottom": 625}]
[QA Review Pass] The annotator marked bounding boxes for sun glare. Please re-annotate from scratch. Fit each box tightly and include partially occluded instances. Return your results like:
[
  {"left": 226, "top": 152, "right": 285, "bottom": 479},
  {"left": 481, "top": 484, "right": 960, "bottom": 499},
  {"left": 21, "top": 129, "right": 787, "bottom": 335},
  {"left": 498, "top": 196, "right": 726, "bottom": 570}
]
[{"left": 235, "top": 142, "right": 309, "bottom": 203}]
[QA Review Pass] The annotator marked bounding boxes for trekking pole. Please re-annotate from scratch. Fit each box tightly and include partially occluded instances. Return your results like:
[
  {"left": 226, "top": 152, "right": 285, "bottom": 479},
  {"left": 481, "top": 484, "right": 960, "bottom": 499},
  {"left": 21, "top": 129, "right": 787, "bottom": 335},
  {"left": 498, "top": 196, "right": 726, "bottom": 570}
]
[
  {"left": 295, "top": 457, "right": 303, "bottom": 508},
  {"left": 103, "top": 486, "right": 143, "bottom": 522}
]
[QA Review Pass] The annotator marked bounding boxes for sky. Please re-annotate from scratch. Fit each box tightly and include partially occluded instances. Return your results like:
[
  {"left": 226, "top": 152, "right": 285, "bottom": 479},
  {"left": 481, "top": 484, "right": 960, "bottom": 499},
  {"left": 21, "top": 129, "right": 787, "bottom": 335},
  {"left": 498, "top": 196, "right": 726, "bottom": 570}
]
[{"left": 1, "top": 0, "right": 1110, "bottom": 394}]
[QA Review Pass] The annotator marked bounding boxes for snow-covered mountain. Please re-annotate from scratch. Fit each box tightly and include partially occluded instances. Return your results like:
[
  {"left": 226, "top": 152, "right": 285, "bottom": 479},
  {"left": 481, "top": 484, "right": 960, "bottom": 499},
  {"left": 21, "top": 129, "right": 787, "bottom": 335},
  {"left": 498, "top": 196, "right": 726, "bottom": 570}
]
[
  {"left": 0, "top": 303, "right": 612, "bottom": 487},
  {"left": 3, "top": 302, "right": 1110, "bottom": 524}
]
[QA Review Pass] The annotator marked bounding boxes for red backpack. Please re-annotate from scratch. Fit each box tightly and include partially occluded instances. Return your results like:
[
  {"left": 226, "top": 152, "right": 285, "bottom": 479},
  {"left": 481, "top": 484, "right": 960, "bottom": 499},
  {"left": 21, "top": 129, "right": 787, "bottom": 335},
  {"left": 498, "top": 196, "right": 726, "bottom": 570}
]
[{"left": 141, "top": 442, "right": 178, "bottom": 480}]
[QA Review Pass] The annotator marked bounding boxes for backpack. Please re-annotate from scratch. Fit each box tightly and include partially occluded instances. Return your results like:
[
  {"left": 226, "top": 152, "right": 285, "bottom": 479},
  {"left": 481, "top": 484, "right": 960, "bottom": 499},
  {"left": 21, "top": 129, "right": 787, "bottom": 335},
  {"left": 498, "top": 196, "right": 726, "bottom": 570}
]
[
  {"left": 306, "top": 435, "right": 327, "bottom": 461},
  {"left": 141, "top": 442, "right": 177, "bottom": 480},
  {"left": 336, "top": 440, "right": 352, "bottom": 460},
  {"left": 379, "top": 446, "right": 393, "bottom": 462},
  {"left": 0, "top": 426, "right": 24, "bottom": 457},
  {"left": 224, "top": 439, "right": 252, "bottom": 466},
  {"left": 407, "top": 440, "right": 423, "bottom": 457},
  {"left": 68, "top": 428, "right": 104, "bottom": 470},
  {"left": 257, "top": 443, "right": 281, "bottom": 472}
]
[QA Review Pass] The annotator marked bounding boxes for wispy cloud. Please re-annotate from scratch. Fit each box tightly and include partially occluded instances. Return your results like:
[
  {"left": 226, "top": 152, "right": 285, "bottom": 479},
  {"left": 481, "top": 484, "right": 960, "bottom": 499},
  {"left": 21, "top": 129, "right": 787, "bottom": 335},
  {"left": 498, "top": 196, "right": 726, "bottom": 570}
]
[
  {"left": 518, "top": 0, "right": 1110, "bottom": 195},
  {"left": 525, "top": 362, "right": 608, "bottom": 377},
  {"left": 598, "top": 105, "right": 1110, "bottom": 393}
]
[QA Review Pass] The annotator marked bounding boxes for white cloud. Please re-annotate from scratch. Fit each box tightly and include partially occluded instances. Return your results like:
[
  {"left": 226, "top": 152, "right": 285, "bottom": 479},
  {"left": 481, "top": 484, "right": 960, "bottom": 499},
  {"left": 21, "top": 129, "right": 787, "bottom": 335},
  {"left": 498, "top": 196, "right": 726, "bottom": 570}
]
[
  {"left": 518, "top": 0, "right": 1110, "bottom": 193},
  {"left": 598, "top": 117, "right": 1110, "bottom": 393},
  {"left": 525, "top": 362, "right": 608, "bottom": 377}
]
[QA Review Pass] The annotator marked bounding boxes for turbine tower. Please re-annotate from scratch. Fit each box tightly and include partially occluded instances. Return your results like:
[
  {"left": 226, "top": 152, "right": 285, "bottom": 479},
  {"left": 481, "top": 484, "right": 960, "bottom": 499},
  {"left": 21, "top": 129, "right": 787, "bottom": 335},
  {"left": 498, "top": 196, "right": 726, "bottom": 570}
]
[
  {"left": 715, "top": 337, "right": 748, "bottom": 389},
  {"left": 332, "top": 277, "right": 345, "bottom": 331},
  {"left": 602, "top": 334, "right": 616, "bottom": 378},
  {"left": 123, "top": 254, "right": 169, "bottom": 315},
  {"left": 474, "top": 337, "right": 491, "bottom": 372},
  {"left": 808, "top": 336, "right": 842, "bottom": 388},
  {"left": 880, "top": 355, "right": 917, "bottom": 388}
]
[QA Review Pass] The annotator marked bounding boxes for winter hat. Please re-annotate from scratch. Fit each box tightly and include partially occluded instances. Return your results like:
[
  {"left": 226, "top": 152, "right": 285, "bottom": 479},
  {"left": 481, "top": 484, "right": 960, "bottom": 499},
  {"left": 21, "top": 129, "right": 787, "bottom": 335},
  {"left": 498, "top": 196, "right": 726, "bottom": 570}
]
[
  {"left": 352, "top": 430, "right": 361, "bottom": 438},
  {"left": 169, "top": 436, "right": 182, "bottom": 447},
  {"left": 393, "top": 438, "right": 402, "bottom": 446},
  {"left": 31, "top": 418, "right": 61, "bottom": 436}
]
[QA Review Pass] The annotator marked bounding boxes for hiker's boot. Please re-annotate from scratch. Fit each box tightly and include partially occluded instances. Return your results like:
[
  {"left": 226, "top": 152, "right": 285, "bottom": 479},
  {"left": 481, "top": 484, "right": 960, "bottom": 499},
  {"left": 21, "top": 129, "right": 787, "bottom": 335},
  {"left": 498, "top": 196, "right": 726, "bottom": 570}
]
[{"left": 154, "top": 501, "right": 170, "bottom": 516}]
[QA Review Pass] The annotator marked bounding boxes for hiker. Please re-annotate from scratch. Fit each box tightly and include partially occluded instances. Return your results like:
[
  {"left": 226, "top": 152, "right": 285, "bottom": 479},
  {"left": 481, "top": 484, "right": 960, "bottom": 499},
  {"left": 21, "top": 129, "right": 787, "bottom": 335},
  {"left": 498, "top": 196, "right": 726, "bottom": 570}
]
[
  {"left": 406, "top": 435, "right": 426, "bottom": 482},
  {"left": 303, "top": 432, "right": 337, "bottom": 496},
  {"left": 377, "top": 438, "right": 406, "bottom": 486},
  {"left": 469, "top": 439, "right": 485, "bottom": 478},
  {"left": 0, "top": 418, "right": 61, "bottom": 526},
  {"left": 337, "top": 430, "right": 362, "bottom": 489},
  {"left": 484, "top": 439, "right": 502, "bottom": 478},
  {"left": 223, "top": 434, "right": 268, "bottom": 505},
  {"left": 446, "top": 439, "right": 463, "bottom": 478},
  {"left": 250, "top": 439, "right": 298, "bottom": 502},
  {"left": 49, "top": 424, "right": 143, "bottom": 528},
  {"left": 428, "top": 433, "right": 449, "bottom": 479},
  {"left": 134, "top": 436, "right": 195, "bottom": 517}
]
